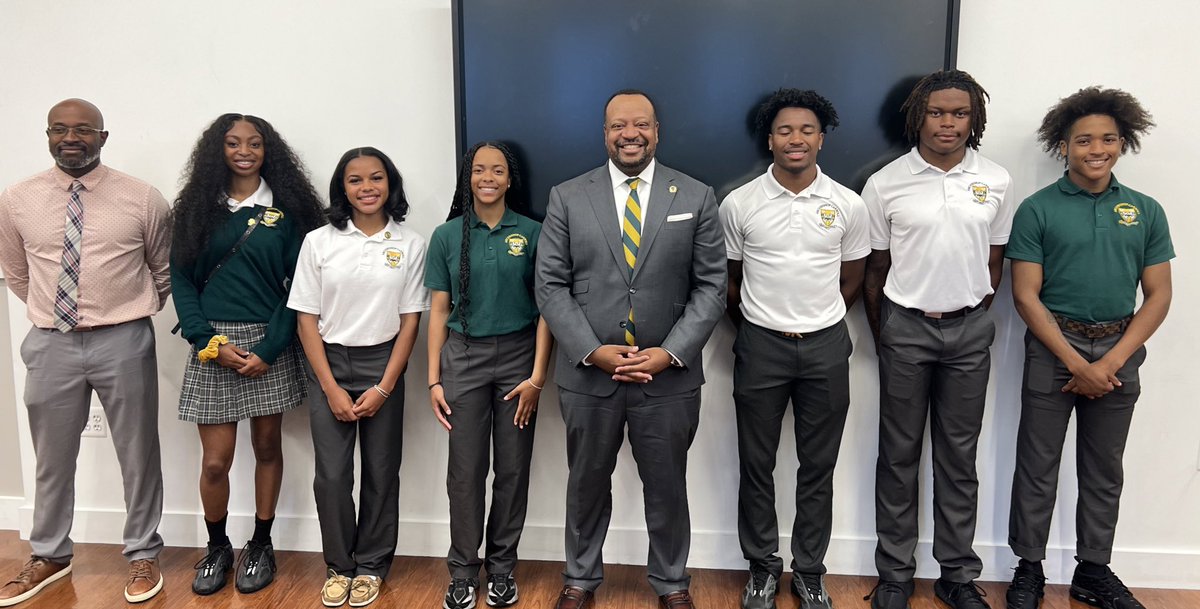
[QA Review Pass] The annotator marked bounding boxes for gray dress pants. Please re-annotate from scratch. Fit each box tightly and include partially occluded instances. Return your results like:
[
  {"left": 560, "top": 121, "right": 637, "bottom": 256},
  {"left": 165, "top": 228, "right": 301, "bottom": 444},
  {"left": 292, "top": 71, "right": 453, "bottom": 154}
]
[
  {"left": 1008, "top": 329, "right": 1143, "bottom": 565},
  {"left": 874, "top": 299, "right": 994, "bottom": 583},
  {"left": 20, "top": 319, "right": 163, "bottom": 562},
  {"left": 734, "top": 320, "right": 852, "bottom": 577},
  {"left": 559, "top": 382, "right": 700, "bottom": 596},
  {"left": 441, "top": 329, "right": 537, "bottom": 579},
  {"left": 306, "top": 339, "right": 404, "bottom": 579}
]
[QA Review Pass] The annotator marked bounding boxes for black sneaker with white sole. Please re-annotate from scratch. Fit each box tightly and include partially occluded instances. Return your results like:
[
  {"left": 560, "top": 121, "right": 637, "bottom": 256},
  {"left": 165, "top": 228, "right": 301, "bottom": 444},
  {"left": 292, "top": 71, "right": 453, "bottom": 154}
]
[
  {"left": 486, "top": 573, "right": 518, "bottom": 607},
  {"left": 443, "top": 578, "right": 478, "bottom": 609}
]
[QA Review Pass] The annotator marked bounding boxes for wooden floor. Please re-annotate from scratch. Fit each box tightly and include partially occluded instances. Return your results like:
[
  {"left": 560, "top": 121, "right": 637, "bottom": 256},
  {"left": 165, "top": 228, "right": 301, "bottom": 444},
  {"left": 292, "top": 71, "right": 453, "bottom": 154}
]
[{"left": 1, "top": 531, "right": 1196, "bottom": 608}]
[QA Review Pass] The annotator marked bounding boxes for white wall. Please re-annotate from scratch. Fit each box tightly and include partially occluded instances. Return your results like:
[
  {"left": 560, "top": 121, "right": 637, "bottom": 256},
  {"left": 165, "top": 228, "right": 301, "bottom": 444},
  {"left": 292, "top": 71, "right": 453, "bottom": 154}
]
[{"left": 0, "top": 0, "right": 1195, "bottom": 589}]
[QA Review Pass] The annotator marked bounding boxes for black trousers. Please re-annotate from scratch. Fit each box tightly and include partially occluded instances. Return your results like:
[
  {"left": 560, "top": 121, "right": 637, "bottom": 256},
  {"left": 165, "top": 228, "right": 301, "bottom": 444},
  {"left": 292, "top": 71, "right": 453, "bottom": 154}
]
[
  {"left": 734, "top": 319, "right": 852, "bottom": 577},
  {"left": 1008, "top": 329, "right": 1143, "bottom": 565}
]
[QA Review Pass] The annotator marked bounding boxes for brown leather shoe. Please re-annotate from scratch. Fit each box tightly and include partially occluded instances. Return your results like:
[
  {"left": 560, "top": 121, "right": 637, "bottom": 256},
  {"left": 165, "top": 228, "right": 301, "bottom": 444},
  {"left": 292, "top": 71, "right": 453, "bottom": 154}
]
[
  {"left": 0, "top": 556, "right": 71, "bottom": 607},
  {"left": 124, "top": 558, "right": 163, "bottom": 603},
  {"left": 554, "top": 585, "right": 594, "bottom": 609},
  {"left": 659, "top": 589, "right": 696, "bottom": 609}
]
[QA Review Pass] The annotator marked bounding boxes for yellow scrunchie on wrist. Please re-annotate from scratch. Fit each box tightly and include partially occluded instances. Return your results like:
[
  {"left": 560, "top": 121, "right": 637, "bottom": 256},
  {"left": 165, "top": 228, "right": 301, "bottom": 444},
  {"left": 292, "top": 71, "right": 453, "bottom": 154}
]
[{"left": 197, "top": 335, "right": 229, "bottom": 362}]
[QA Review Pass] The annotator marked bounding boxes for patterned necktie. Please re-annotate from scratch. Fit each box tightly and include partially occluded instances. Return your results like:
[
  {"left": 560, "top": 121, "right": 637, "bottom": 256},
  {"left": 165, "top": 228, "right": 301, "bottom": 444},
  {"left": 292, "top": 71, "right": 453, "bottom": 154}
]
[
  {"left": 622, "top": 177, "right": 641, "bottom": 345},
  {"left": 53, "top": 180, "right": 84, "bottom": 332}
]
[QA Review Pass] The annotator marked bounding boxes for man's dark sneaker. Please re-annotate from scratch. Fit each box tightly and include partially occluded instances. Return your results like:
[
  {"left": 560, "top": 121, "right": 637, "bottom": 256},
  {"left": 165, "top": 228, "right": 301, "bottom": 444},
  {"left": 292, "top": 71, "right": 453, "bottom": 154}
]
[
  {"left": 934, "top": 579, "right": 991, "bottom": 609},
  {"left": 443, "top": 578, "right": 478, "bottom": 609},
  {"left": 791, "top": 572, "right": 832, "bottom": 609},
  {"left": 192, "top": 542, "right": 234, "bottom": 595},
  {"left": 1070, "top": 564, "right": 1145, "bottom": 609},
  {"left": 234, "top": 540, "right": 276, "bottom": 594},
  {"left": 486, "top": 573, "right": 517, "bottom": 607},
  {"left": 1005, "top": 563, "right": 1045, "bottom": 609},
  {"left": 864, "top": 580, "right": 914, "bottom": 609},
  {"left": 740, "top": 570, "right": 778, "bottom": 609}
]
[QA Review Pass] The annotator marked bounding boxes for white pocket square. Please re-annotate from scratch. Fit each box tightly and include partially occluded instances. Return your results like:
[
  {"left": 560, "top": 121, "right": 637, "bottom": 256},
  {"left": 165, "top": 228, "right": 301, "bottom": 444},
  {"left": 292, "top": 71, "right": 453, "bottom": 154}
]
[{"left": 667, "top": 213, "right": 693, "bottom": 222}]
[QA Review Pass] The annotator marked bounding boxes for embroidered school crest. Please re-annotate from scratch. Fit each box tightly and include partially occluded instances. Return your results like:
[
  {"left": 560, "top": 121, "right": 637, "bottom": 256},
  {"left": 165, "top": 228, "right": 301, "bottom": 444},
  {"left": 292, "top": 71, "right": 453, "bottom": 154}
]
[
  {"left": 261, "top": 207, "right": 284, "bottom": 227},
  {"left": 1114, "top": 203, "right": 1140, "bottom": 226},
  {"left": 383, "top": 247, "right": 403, "bottom": 268},
  {"left": 968, "top": 182, "right": 989, "bottom": 203},
  {"left": 505, "top": 233, "right": 529, "bottom": 256},
  {"left": 817, "top": 203, "right": 839, "bottom": 229}
]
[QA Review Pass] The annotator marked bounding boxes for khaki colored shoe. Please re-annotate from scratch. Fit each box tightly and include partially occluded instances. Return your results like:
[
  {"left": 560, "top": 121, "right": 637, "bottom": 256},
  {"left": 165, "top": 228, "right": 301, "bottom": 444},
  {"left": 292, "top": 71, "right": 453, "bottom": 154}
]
[
  {"left": 322, "top": 569, "right": 351, "bottom": 607},
  {"left": 0, "top": 556, "right": 71, "bottom": 607},
  {"left": 349, "top": 575, "right": 380, "bottom": 607},
  {"left": 125, "top": 558, "right": 163, "bottom": 603}
]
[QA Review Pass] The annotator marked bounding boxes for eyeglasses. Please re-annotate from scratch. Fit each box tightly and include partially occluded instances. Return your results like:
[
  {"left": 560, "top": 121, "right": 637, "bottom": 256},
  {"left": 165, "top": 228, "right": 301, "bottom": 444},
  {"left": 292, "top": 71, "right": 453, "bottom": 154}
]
[{"left": 46, "top": 126, "right": 104, "bottom": 137}]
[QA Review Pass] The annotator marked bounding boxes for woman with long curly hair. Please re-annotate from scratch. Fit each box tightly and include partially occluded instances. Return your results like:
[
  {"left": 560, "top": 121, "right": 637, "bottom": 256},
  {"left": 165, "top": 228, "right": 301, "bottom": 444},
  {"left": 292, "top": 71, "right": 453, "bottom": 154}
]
[
  {"left": 288, "top": 147, "right": 428, "bottom": 607},
  {"left": 425, "top": 141, "right": 553, "bottom": 609},
  {"left": 171, "top": 113, "right": 325, "bottom": 597}
]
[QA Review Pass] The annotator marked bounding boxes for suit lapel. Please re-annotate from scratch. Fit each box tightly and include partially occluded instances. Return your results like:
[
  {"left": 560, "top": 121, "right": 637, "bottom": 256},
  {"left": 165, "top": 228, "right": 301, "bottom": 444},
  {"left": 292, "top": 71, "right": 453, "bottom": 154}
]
[
  {"left": 631, "top": 168, "right": 677, "bottom": 283},
  {"left": 584, "top": 168, "right": 630, "bottom": 285}
]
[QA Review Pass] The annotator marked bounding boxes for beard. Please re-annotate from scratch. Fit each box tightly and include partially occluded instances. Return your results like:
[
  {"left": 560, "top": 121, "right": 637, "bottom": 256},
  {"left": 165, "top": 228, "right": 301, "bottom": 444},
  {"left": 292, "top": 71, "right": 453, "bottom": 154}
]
[{"left": 54, "top": 149, "right": 101, "bottom": 169}]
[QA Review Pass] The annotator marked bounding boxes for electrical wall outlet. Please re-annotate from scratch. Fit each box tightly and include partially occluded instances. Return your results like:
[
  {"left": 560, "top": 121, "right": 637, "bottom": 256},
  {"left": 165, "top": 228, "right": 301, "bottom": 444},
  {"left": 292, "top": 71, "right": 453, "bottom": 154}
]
[{"left": 81, "top": 407, "right": 107, "bottom": 438}]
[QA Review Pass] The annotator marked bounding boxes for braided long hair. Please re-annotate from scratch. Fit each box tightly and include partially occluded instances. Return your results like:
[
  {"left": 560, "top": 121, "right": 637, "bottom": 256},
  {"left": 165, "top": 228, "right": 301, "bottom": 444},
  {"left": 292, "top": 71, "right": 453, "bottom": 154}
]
[{"left": 445, "top": 141, "right": 527, "bottom": 338}]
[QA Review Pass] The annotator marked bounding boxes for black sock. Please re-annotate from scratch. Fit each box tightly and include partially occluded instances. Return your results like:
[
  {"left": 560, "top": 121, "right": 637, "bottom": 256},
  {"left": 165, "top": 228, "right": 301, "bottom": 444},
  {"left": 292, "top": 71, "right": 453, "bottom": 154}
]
[
  {"left": 252, "top": 516, "right": 274, "bottom": 545},
  {"left": 1018, "top": 559, "right": 1044, "bottom": 576},
  {"left": 205, "top": 514, "right": 230, "bottom": 548},
  {"left": 1079, "top": 560, "right": 1107, "bottom": 576}
]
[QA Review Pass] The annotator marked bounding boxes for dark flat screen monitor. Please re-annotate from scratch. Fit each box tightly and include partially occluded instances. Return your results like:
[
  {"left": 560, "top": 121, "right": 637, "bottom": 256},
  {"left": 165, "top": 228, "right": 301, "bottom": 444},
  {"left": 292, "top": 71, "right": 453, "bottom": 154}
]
[{"left": 453, "top": 0, "right": 960, "bottom": 216}]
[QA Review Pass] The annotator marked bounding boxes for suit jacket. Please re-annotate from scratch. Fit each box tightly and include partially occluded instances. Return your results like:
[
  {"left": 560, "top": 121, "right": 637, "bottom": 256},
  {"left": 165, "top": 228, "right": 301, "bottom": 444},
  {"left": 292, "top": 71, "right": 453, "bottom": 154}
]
[{"left": 535, "top": 163, "right": 726, "bottom": 397}]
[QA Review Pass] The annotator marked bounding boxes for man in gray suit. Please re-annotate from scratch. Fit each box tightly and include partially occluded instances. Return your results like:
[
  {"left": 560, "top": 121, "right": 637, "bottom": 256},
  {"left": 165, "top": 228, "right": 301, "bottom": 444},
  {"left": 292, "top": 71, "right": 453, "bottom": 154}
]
[{"left": 535, "top": 89, "right": 726, "bottom": 609}]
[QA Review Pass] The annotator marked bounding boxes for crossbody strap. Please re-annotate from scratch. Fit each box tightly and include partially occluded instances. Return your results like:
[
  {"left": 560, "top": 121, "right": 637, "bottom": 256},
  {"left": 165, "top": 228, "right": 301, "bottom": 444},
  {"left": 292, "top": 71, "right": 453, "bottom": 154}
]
[{"left": 170, "top": 208, "right": 268, "bottom": 335}]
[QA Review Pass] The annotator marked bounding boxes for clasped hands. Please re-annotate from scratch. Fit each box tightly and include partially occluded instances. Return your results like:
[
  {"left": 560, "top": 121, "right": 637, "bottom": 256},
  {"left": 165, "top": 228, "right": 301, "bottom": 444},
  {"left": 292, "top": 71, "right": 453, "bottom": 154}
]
[
  {"left": 1064, "top": 357, "right": 1123, "bottom": 399},
  {"left": 590, "top": 344, "right": 672, "bottom": 383}
]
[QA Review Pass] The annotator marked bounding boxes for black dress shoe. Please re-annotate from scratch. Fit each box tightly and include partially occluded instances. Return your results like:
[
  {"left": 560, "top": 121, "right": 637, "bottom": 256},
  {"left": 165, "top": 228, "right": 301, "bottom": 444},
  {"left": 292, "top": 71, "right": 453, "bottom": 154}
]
[
  {"left": 235, "top": 540, "right": 276, "bottom": 594},
  {"left": 191, "top": 542, "right": 233, "bottom": 595}
]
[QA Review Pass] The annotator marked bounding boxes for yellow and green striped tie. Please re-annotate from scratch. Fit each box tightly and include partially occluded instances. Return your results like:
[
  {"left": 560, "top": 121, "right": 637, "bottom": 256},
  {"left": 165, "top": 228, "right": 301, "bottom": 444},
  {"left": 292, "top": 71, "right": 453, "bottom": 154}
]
[{"left": 622, "top": 177, "right": 641, "bottom": 345}]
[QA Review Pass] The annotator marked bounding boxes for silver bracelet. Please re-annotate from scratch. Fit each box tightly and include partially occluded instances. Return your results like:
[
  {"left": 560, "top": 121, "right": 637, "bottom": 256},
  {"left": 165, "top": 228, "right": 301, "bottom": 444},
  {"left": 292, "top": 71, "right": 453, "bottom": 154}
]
[
  {"left": 373, "top": 384, "right": 391, "bottom": 398},
  {"left": 527, "top": 378, "right": 543, "bottom": 390}
]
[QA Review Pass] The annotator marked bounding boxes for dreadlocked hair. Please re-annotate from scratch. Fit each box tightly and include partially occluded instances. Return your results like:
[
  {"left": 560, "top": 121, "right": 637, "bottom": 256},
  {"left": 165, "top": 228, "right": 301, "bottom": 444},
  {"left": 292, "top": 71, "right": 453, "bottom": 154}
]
[
  {"left": 1036, "top": 86, "right": 1154, "bottom": 160},
  {"left": 445, "top": 141, "right": 527, "bottom": 339},
  {"left": 172, "top": 113, "right": 325, "bottom": 266},
  {"left": 754, "top": 88, "right": 840, "bottom": 137},
  {"left": 901, "top": 69, "right": 990, "bottom": 150}
]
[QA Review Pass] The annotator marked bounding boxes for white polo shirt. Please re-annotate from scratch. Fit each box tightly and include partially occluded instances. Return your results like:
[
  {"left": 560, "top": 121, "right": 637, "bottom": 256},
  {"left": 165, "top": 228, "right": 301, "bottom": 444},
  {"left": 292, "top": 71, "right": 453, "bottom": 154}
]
[
  {"left": 862, "top": 147, "right": 1015, "bottom": 312},
  {"left": 721, "top": 165, "right": 870, "bottom": 333},
  {"left": 288, "top": 218, "right": 430, "bottom": 346}
]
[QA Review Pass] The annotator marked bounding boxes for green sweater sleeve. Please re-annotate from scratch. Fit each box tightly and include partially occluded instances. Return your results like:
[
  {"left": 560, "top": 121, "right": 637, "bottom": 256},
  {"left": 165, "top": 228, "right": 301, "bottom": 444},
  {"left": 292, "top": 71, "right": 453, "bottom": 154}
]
[
  {"left": 246, "top": 224, "right": 302, "bottom": 364},
  {"left": 170, "top": 257, "right": 217, "bottom": 350}
]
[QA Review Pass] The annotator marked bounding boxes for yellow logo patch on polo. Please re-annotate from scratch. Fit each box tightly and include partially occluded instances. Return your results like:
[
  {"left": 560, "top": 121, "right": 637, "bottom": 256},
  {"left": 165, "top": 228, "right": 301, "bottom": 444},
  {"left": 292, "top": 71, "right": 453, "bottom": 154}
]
[
  {"left": 383, "top": 247, "right": 403, "bottom": 268},
  {"left": 261, "top": 207, "right": 284, "bottom": 227},
  {"left": 817, "top": 203, "right": 839, "bottom": 229},
  {"left": 1114, "top": 203, "right": 1140, "bottom": 226},
  {"left": 968, "top": 182, "right": 989, "bottom": 203},
  {"left": 505, "top": 233, "right": 529, "bottom": 256}
]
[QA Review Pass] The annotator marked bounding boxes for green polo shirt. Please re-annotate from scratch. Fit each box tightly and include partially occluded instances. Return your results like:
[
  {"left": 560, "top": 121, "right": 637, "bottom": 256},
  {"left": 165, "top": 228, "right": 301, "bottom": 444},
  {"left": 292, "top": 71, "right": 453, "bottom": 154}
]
[
  {"left": 425, "top": 208, "right": 541, "bottom": 336},
  {"left": 1006, "top": 173, "right": 1174, "bottom": 323}
]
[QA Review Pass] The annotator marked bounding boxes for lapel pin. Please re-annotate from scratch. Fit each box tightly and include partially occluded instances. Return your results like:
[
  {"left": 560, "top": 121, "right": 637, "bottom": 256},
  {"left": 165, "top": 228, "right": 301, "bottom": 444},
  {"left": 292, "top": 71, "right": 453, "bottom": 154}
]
[{"left": 668, "top": 185, "right": 678, "bottom": 194}]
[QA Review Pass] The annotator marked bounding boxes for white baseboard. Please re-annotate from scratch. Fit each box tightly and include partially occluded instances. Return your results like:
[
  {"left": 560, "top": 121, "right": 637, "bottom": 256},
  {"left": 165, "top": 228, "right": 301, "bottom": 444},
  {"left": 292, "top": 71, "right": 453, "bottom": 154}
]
[{"left": 12, "top": 507, "right": 1200, "bottom": 589}]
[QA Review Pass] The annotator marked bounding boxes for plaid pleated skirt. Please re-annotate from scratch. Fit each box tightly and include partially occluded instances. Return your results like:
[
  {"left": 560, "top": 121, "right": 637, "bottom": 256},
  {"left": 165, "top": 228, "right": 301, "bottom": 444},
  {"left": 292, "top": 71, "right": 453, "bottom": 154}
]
[{"left": 178, "top": 321, "right": 307, "bottom": 424}]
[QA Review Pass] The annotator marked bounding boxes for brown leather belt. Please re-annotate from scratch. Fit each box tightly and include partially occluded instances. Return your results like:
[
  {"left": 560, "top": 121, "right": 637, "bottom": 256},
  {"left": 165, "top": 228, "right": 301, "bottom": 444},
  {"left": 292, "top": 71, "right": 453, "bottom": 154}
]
[{"left": 1054, "top": 315, "right": 1130, "bottom": 338}]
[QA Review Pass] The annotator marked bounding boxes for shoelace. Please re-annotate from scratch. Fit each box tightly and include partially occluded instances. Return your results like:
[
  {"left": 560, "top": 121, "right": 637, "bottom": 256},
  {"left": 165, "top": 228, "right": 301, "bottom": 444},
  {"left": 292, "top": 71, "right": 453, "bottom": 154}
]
[
  {"left": 11, "top": 558, "right": 49, "bottom": 585},
  {"left": 448, "top": 579, "right": 475, "bottom": 603},
  {"left": 129, "top": 560, "right": 154, "bottom": 582},
  {"left": 488, "top": 574, "right": 512, "bottom": 594},
  {"left": 238, "top": 542, "right": 274, "bottom": 575},
  {"left": 1093, "top": 570, "right": 1135, "bottom": 600},
  {"left": 1010, "top": 568, "right": 1045, "bottom": 601},
  {"left": 749, "top": 571, "right": 772, "bottom": 595},
  {"left": 193, "top": 546, "right": 229, "bottom": 573},
  {"left": 351, "top": 577, "right": 375, "bottom": 594},
  {"left": 800, "top": 573, "right": 824, "bottom": 599},
  {"left": 945, "top": 581, "right": 989, "bottom": 605},
  {"left": 864, "top": 580, "right": 910, "bottom": 602}
]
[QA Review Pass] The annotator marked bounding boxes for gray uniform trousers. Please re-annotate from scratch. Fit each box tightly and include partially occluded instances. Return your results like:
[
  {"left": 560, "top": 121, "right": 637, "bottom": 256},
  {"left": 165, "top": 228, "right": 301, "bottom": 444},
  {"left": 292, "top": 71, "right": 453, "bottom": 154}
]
[
  {"left": 20, "top": 318, "right": 163, "bottom": 562},
  {"left": 560, "top": 383, "right": 701, "bottom": 596},
  {"left": 874, "top": 298, "right": 994, "bottom": 583},
  {"left": 1009, "top": 329, "right": 1143, "bottom": 565},
  {"left": 734, "top": 319, "right": 852, "bottom": 577},
  {"left": 306, "top": 339, "right": 404, "bottom": 579},
  {"left": 442, "top": 329, "right": 537, "bottom": 579}
]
